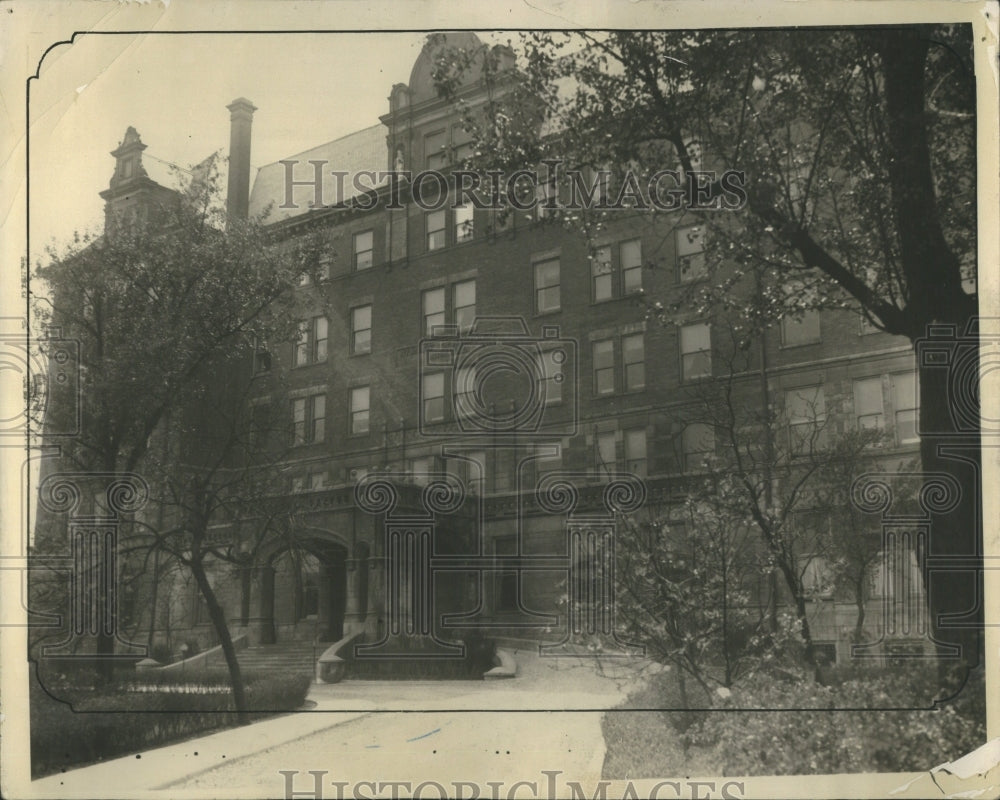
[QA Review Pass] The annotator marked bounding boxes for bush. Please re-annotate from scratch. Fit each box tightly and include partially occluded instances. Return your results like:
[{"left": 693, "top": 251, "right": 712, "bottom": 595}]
[
  {"left": 30, "top": 668, "right": 312, "bottom": 777},
  {"left": 686, "top": 665, "right": 987, "bottom": 775}
]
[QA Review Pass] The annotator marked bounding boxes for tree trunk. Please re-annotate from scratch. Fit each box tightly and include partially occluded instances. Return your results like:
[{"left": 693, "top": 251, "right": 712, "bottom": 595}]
[
  {"left": 190, "top": 557, "right": 250, "bottom": 723},
  {"left": 853, "top": 574, "right": 867, "bottom": 645},
  {"left": 917, "top": 348, "right": 982, "bottom": 687}
]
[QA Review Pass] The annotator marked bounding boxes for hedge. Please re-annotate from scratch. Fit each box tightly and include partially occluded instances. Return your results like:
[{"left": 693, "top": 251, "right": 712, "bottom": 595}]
[{"left": 30, "top": 669, "right": 312, "bottom": 778}]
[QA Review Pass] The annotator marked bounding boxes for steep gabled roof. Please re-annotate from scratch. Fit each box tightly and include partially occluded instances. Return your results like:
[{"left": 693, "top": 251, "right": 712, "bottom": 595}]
[{"left": 248, "top": 124, "right": 387, "bottom": 223}]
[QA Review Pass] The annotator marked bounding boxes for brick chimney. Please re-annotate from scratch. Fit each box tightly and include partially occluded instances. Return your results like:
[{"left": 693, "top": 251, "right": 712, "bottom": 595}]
[{"left": 226, "top": 97, "right": 257, "bottom": 222}]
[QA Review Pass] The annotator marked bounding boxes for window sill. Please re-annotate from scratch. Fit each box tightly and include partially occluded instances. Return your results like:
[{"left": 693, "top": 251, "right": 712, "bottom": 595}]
[{"left": 779, "top": 340, "right": 822, "bottom": 350}]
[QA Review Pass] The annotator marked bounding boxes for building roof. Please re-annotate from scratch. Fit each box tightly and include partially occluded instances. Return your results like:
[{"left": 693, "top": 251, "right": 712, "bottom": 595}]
[{"left": 248, "top": 124, "right": 387, "bottom": 223}]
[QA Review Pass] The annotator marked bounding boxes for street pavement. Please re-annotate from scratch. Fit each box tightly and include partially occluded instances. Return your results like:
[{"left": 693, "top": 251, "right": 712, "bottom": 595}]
[{"left": 26, "top": 649, "right": 649, "bottom": 799}]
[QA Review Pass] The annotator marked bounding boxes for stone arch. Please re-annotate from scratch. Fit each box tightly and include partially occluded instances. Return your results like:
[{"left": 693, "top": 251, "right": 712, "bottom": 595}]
[{"left": 254, "top": 529, "right": 353, "bottom": 645}]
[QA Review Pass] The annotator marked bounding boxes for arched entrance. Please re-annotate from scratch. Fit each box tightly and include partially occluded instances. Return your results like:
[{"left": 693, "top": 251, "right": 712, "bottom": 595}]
[{"left": 255, "top": 537, "right": 348, "bottom": 644}]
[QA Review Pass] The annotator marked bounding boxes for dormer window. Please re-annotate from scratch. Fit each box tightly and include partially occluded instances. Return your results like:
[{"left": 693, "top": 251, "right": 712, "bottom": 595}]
[{"left": 120, "top": 158, "right": 134, "bottom": 179}]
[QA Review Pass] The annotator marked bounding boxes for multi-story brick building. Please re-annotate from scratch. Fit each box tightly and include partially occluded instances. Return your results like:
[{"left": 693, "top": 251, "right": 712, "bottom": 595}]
[{"left": 55, "top": 32, "right": 928, "bottom": 672}]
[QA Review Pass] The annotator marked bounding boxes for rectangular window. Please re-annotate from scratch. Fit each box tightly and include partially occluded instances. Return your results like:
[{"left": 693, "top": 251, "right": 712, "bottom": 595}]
[
  {"left": 454, "top": 280, "right": 476, "bottom": 333},
  {"left": 781, "top": 309, "right": 822, "bottom": 346},
  {"left": 422, "top": 372, "right": 445, "bottom": 423},
  {"left": 683, "top": 422, "right": 715, "bottom": 471},
  {"left": 423, "top": 288, "right": 446, "bottom": 336},
  {"left": 621, "top": 239, "right": 643, "bottom": 294},
  {"left": 426, "top": 209, "right": 446, "bottom": 251},
  {"left": 892, "top": 371, "right": 919, "bottom": 445},
  {"left": 294, "top": 320, "right": 310, "bottom": 366},
  {"left": 409, "top": 457, "right": 431, "bottom": 486},
  {"left": 295, "top": 317, "right": 328, "bottom": 366},
  {"left": 310, "top": 394, "right": 325, "bottom": 443},
  {"left": 536, "top": 177, "right": 557, "bottom": 219},
  {"left": 313, "top": 316, "right": 328, "bottom": 363},
  {"left": 350, "top": 385, "right": 370, "bottom": 435},
  {"left": 592, "top": 246, "right": 613, "bottom": 302},
  {"left": 292, "top": 393, "right": 326, "bottom": 445},
  {"left": 596, "top": 432, "right": 616, "bottom": 479},
  {"left": 593, "top": 339, "right": 615, "bottom": 396},
  {"left": 351, "top": 305, "right": 372, "bottom": 355},
  {"left": 455, "top": 365, "right": 476, "bottom": 418},
  {"left": 291, "top": 398, "right": 306, "bottom": 446},
  {"left": 623, "top": 333, "right": 645, "bottom": 391},
  {"left": 425, "top": 129, "right": 447, "bottom": 170},
  {"left": 354, "top": 230, "right": 374, "bottom": 270},
  {"left": 677, "top": 226, "right": 707, "bottom": 282},
  {"left": 308, "top": 471, "right": 328, "bottom": 491},
  {"left": 680, "top": 323, "right": 711, "bottom": 380},
  {"left": 534, "top": 258, "right": 560, "bottom": 313},
  {"left": 625, "top": 429, "right": 647, "bottom": 477},
  {"left": 467, "top": 450, "right": 487, "bottom": 494},
  {"left": 786, "top": 386, "right": 827, "bottom": 454},
  {"left": 538, "top": 347, "right": 563, "bottom": 404},
  {"left": 854, "top": 377, "right": 885, "bottom": 431},
  {"left": 455, "top": 203, "right": 474, "bottom": 243}
]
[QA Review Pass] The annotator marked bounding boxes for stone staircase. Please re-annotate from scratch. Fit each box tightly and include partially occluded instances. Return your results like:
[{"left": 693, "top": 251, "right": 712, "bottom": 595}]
[{"left": 209, "top": 640, "right": 320, "bottom": 676}]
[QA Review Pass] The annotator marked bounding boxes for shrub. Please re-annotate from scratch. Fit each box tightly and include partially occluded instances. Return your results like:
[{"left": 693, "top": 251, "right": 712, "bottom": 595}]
[
  {"left": 30, "top": 668, "right": 312, "bottom": 777},
  {"left": 686, "top": 665, "right": 987, "bottom": 775}
]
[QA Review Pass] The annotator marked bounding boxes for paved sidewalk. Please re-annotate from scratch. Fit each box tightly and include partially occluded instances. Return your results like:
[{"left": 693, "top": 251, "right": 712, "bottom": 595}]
[{"left": 24, "top": 649, "right": 648, "bottom": 798}]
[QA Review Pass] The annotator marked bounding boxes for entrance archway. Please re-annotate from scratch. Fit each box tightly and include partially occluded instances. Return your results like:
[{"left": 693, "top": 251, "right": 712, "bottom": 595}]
[{"left": 256, "top": 538, "right": 348, "bottom": 644}]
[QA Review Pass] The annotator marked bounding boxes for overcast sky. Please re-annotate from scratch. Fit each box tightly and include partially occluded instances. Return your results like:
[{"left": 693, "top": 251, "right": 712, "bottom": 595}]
[{"left": 28, "top": 31, "right": 450, "bottom": 258}]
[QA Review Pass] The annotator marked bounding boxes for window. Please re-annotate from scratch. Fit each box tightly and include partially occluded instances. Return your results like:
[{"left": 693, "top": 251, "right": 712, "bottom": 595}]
[
  {"left": 308, "top": 471, "right": 328, "bottom": 491},
  {"left": 677, "top": 226, "right": 707, "bottom": 282},
  {"left": 409, "top": 457, "right": 431, "bottom": 486},
  {"left": 350, "top": 385, "right": 370, "bottom": 435},
  {"left": 536, "top": 177, "right": 557, "bottom": 219},
  {"left": 455, "top": 365, "right": 476, "bottom": 418},
  {"left": 680, "top": 323, "right": 711, "bottom": 380},
  {"left": 295, "top": 317, "right": 328, "bottom": 366},
  {"left": 249, "top": 403, "right": 270, "bottom": 450},
  {"left": 623, "top": 333, "right": 645, "bottom": 391},
  {"left": 682, "top": 423, "right": 715, "bottom": 471},
  {"left": 452, "top": 124, "right": 475, "bottom": 163},
  {"left": 534, "top": 258, "right": 560, "bottom": 313},
  {"left": 422, "top": 372, "right": 445, "bottom": 423},
  {"left": 454, "top": 280, "right": 476, "bottom": 332},
  {"left": 892, "top": 372, "right": 919, "bottom": 445},
  {"left": 859, "top": 312, "right": 880, "bottom": 335},
  {"left": 593, "top": 340, "right": 615, "bottom": 396},
  {"left": 592, "top": 246, "right": 613, "bottom": 302},
  {"left": 625, "top": 429, "right": 647, "bottom": 477},
  {"left": 785, "top": 386, "right": 827, "bottom": 454},
  {"left": 537, "top": 347, "right": 564, "bottom": 404},
  {"left": 591, "top": 241, "right": 642, "bottom": 301},
  {"left": 455, "top": 203, "right": 474, "bottom": 243},
  {"left": 854, "top": 377, "right": 884, "bottom": 431},
  {"left": 467, "top": 450, "right": 487, "bottom": 494},
  {"left": 596, "top": 432, "right": 617, "bottom": 479},
  {"left": 354, "top": 230, "right": 374, "bottom": 270},
  {"left": 351, "top": 305, "right": 372, "bottom": 355},
  {"left": 423, "top": 288, "right": 446, "bottom": 336},
  {"left": 621, "top": 239, "right": 643, "bottom": 294},
  {"left": 292, "top": 393, "right": 326, "bottom": 445},
  {"left": 253, "top": 346, "right": 271, "bottom": 374},
  {"left": 426, "top": 209, "right": 446, "bottom": 251},
  {"left": 780, "top": 283, "right": 821, "bottom": 346},
  {"left": 425, "top": 130, "right": 447, "bottom": 170}
]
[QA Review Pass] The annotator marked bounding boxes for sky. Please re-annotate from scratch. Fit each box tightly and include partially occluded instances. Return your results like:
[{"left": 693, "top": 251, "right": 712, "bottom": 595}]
[{"left": 27, "top": 31, "right": 446, "bottom": 259}]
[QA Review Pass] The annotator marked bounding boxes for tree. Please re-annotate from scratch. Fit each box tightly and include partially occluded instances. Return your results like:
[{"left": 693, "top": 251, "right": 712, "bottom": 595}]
[
  {"left": 31, "top": 155, "right": 324, "bottom": 682},
  {"left": 432, "top": 27, "right": 980, "bottom": 681}
]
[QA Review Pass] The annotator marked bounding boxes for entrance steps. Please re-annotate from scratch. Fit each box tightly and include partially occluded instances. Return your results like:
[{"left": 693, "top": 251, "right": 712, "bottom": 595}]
[{"left": 209, "top": 640, "right": 320, "bottom": 675}]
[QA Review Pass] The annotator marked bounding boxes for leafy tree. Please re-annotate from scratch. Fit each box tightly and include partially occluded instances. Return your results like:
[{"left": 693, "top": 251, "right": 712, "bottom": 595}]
[
  {"left": 31, "top": 155, "right": 324, "bottom": 683},
  {"left": 432, "top": 26, "right": 980, "bottom": 680}
]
